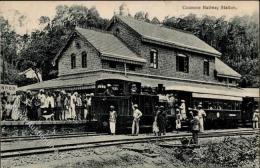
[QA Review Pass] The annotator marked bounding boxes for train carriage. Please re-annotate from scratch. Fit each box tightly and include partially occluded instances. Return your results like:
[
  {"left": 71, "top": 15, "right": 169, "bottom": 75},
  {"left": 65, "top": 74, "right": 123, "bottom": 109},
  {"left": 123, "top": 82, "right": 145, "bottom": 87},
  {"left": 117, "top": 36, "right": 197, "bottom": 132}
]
[{"left": 92, "top": 79, "right": 158, "bottom": 133}]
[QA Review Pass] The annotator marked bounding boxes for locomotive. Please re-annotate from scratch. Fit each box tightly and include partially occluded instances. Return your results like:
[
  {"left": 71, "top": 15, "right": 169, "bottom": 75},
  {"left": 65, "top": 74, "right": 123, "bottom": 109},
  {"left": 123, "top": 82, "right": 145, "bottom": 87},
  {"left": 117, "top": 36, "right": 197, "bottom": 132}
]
[{"left": 91, "top": 79, "right": 158, "bottom": 133}]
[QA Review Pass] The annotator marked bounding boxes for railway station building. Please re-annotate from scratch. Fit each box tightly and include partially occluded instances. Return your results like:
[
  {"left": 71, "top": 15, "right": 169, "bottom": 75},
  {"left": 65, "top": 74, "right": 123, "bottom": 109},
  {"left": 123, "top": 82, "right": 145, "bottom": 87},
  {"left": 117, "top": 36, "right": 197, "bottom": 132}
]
[{"left": 20, "top": 15, "right": 243, "bottom": 112}]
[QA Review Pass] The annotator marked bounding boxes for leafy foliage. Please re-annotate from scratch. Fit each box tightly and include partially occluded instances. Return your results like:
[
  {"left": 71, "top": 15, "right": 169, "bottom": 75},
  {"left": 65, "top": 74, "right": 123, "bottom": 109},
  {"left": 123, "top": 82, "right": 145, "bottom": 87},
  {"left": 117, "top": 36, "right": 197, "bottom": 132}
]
[
  {"left": 188, "top": 136, "right": 259, "bottom": 167},
  {"left": 16, "top": 5, "right": 109, "bottom": 81}
]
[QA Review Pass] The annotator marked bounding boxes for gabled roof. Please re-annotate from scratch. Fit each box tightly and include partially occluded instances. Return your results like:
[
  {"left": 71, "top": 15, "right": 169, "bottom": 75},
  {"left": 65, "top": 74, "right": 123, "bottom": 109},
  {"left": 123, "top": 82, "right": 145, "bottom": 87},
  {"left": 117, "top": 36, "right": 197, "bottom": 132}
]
[
  {"left": 111, "top": 15, "right": 221, "bottom": 57},
  {"left": 52, "top": 28, "right": 146, "bottom": 66},
  {"left": 215, "top": 58, "right": 241, "bottom": 79},
  {"left": 76, "top": 28, "right": 146, "bottom": 64}
]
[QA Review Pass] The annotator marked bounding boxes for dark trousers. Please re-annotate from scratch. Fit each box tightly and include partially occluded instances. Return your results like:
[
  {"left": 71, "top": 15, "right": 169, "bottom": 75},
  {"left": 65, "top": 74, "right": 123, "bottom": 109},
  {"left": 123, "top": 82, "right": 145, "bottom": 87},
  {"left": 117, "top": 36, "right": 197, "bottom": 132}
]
[
  {"left": 192, "top": 130, "right": 199, "bottom": 145},
  {"left": 76, "top": 107, "right": 82, "bottom": 120},
  {"left": 55, "top": 107, "right": 62, "bottom": 120}
]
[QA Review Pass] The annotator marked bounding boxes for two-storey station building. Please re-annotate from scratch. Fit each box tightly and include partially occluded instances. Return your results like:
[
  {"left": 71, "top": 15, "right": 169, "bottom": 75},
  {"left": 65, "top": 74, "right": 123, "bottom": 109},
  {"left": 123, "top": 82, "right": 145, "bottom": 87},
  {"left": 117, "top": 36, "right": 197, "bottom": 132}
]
[{"left": 20, "top": 15, "right": 243, "bottom": 115}]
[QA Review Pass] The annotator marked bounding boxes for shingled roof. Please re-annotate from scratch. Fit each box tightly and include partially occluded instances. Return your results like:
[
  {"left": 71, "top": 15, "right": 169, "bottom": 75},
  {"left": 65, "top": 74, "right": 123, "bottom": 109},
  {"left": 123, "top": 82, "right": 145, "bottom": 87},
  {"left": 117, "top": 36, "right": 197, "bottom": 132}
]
[
  {"left": 77, "top": 28, "right": 146, "bottom": 64},
  {"left": 113, "top": 15, "right": 221, "bottom": 57},
  {"left": 215, "top": 58, "right": 241, "bottom": 79}
]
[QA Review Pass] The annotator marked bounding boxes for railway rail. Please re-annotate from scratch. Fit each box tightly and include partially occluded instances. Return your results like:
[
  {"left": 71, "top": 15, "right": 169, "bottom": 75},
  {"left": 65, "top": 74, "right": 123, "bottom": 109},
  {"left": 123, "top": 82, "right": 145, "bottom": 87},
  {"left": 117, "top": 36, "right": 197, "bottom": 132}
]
[
  {"left": 1, "top": 129, "right": 258, "bottom": 158},
  {"left": 1, "top": 132, "right": 108, "bottom": 143}
]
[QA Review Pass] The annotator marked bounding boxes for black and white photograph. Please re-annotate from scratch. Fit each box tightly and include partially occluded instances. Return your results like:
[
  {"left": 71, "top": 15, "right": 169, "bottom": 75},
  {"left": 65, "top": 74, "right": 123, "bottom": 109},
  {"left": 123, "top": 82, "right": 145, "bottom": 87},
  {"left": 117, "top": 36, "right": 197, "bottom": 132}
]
[{"left": 0, "top": 1, "right": 259, "bottom": 168}]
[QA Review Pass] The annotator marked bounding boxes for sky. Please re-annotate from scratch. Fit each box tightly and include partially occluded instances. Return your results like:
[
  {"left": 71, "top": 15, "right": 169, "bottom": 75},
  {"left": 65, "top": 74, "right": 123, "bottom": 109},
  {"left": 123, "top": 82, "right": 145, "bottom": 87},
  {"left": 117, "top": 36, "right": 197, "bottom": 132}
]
[{"left": 0, "top": 1, "right": 259, "bottom": 35}]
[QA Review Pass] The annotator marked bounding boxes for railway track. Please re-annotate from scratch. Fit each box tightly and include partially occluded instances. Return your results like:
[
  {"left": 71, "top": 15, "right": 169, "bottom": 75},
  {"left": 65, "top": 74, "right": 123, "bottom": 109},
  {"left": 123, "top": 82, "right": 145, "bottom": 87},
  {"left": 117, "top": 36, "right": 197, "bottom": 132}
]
[
  {"left": 1, "top": 132, "right": 108, "bottom": 143},
  {"left": 1, "top": 129, "right": 258, "bottom": 158}
]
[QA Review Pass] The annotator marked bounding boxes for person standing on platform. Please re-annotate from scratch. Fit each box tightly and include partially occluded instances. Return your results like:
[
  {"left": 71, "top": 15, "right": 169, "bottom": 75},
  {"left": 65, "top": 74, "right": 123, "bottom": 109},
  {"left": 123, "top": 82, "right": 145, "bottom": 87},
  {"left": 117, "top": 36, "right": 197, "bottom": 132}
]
[
  {"left": 180, "top": 100, "right": 187, "bottom": 120},
  {"left": 76, "top": 94, "right": 82, "bottom": 120},
  {"left": 109, "top": 105, "right": 117, "bottom": 135},
  {"left": 191, "top": 110, "right": 200, "bottom": 145},
  {"left": 252, "top": 109, "right": 259, "bottom": 129},
  {"left": 11, "top": 94, "right": 21, "bottom": 121},
  {"left": 64, "top": 93, "right": 70, "bottom": 120},
  {"left": 56, "top": 92, "right": 62, "bottom": 120},
  {"left": 31, "top": 93, "right": 40, "bottom": 120},
  {"left": 70, "top": 92, "right": 77, "bottom": 120},
  {"left": 46, "top": 92, "right": 55, "bottom": 115},
  {"left": 167, "top": 94, "right": 176, "bottom": 116},
  {"left": 5, "top": 100, "right": 12, "bottom": 120},
  {"left": 132, "top": 104, "right": 142, "bottom": 136},
  {"left": 25, "top": 91, "right": 32, "bottom": 120},
  {"left": 38, "top": 89, "right": 47, "bottom": 118},
  {"left": 175, "top": 108, "right": 181, "bottom": 134},
  {"left": 197, "top": 104, "right": 206, "bottom": 132},
  {"left": 156, "top": 106, "right": 166, "bottom": 136},
  {"left": 83, "top": 94, "right": 91, "bottom": 120}
]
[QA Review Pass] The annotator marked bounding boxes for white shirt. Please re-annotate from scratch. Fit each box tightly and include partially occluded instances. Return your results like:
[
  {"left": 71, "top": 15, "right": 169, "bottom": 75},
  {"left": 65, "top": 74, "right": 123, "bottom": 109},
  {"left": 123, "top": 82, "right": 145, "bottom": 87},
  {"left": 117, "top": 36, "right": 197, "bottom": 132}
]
[
  {"left": 133, "top": 109, "right": 142, "bottom": 119},
  {"left": 70, "top": 95, "right": 77, "bottom": 107},
  {"left": 198, "top": 109, "right": 206, "bottom": 118},
  {"left": 38, "top": 93, "right": 47, "bottom": 108},
  {"left": 46, "top": 96, "right": 54, "bottom": 108}
]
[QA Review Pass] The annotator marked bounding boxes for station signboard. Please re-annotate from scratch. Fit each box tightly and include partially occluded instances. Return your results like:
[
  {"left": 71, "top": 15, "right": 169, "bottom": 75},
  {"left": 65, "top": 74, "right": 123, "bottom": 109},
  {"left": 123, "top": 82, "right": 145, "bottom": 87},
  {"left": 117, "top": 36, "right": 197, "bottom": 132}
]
[{"left": 0, "top": 84, "right": 17, "bottom": 94}]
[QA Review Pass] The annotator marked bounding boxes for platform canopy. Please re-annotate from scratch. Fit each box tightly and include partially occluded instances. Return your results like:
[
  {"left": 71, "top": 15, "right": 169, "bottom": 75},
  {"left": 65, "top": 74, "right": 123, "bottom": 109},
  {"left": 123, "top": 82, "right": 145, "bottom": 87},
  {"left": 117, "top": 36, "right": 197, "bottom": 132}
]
[
  {"left": 242, "top": 88, "right": 259, "bottom": 98},
  {"left": 18, "top": 71, "right": 243, "bottom": 101},
  {"left": 18, "top": 72, "right": 137, "bottom": 91},
  {"left": 124, "top": 74, "right": 243, "bottom": 101}
]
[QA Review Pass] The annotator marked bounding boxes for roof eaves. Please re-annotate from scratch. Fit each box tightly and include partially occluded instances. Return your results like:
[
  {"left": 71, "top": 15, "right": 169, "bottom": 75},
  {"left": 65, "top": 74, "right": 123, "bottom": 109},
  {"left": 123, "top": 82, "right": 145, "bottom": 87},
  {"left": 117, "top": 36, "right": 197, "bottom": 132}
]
[
  {"left": 101, "top": 52, "right": 147, "bottom": 64},
  {"left": 142, "top": 36, "right": 221, "bottom": 57},
  {"left": 217, "top": 73, "right": 241, "bottom": 79}
]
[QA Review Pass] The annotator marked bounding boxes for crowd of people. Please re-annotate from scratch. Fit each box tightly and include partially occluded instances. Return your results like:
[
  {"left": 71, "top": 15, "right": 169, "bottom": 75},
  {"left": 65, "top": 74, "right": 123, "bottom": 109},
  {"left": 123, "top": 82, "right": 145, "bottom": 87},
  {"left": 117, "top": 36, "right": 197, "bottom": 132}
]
[{"left": 0, "top": 89, "right": 93, "bottom": 121}]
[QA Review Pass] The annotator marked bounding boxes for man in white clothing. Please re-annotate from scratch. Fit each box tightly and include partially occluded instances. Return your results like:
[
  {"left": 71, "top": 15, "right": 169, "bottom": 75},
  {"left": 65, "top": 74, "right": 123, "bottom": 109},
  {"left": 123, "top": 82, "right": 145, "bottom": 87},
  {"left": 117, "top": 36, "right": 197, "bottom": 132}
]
[
  {"left": 38, "top": 89, "right": 47, "bottom": 116},
  {"left": 132, "top": 104, "right": 142, "bottom": 136},
  {"left": 70, "top": 92, "right": 77, "bottom": 120},
  {"left": 197, "top": 104, "right": 206, "bottom": 132}
]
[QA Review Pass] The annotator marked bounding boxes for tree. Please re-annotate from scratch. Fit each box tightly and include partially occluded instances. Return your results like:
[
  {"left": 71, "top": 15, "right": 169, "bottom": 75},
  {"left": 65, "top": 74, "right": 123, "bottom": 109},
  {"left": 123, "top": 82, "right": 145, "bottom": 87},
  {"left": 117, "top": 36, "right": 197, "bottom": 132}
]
[
  {"left": 17, "top": 5, "right": 109, "bottom": 81},
  {"left": 134, "top": 11, "right": 150, "bottom": 22},
  {"left": 151, "top": 17, "right": 160, "bottom": 24}
]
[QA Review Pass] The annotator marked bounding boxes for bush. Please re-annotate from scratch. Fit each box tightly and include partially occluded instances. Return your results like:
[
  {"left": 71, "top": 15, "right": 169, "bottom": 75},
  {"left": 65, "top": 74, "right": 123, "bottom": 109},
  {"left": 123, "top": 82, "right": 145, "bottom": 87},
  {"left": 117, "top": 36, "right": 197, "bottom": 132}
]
[{"left": 189, "top": 136, "right": 259, "bottom": 167}]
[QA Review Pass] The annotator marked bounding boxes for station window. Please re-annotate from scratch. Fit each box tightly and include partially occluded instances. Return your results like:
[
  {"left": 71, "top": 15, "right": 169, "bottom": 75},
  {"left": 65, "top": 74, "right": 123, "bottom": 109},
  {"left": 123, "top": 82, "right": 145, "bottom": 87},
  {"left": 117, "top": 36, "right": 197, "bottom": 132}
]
[
  {"left": 128, "top": 64, "right": 136, "bottom": 71},
  {"left": 150, "top": 49, "right": 158, "bottom": 69},
  {"left": 71, "top": 53, "right": 76, "bottom": 69},
  {"left": 203, "top": 59, "right": 209, "bottom": 76},
  {"left": 176, "top": 53, "right": 189, "bottom": 73},
  {"left": 82, "top": 51, "right": 87, "bottom": 68},
  {"left": 228, "top": 78, "right": 233, "bottom": 84},
  {"left": 109, "top": 61, "right": 117, "bottom": 68}
]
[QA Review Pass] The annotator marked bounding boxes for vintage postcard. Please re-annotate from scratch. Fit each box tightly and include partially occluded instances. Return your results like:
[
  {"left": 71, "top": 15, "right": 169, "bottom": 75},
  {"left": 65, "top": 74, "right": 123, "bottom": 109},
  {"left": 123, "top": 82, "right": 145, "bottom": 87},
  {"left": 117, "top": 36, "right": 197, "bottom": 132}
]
[{"left": 0, "top": 1, "right": 259, "bottom": 168}]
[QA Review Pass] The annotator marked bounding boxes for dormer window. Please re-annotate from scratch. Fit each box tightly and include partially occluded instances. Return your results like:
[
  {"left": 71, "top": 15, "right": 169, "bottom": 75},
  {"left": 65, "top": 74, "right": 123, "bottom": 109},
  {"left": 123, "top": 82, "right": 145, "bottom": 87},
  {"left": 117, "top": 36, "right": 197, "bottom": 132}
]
[
  {"left": 176, "top": 53, "right": 189, "bottom": 73},
  {"left": 150, "top": 49, "right": 158, "bottom": 69}
]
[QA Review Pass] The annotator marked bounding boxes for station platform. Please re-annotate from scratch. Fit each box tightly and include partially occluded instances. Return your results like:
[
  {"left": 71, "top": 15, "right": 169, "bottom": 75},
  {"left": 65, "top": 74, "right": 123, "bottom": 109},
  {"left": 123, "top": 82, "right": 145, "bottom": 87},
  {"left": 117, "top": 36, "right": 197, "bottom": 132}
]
[
  {"left": 1, "top": 120, "right": 97, "bottom": 137},
  {"left": 1, "top": 120, "right": 95, "bottom": 126}
]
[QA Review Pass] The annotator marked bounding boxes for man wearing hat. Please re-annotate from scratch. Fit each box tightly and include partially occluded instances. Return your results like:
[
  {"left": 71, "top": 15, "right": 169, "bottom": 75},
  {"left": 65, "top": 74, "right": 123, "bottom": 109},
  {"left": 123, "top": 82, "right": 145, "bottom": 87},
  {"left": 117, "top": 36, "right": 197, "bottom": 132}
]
[
  {"left": 109, "top": 105, "right": 117, "bottom": 135},
  {"left": 180, "top": 100, "right": 187, "bottom": 120},
  {"left": 132, "top": 103, "right": 142, "bottom": 136},
  {"left": 197, "top": 103, "right": 206, "bottom": 132},
  {"left": 38, "top": 89, "right": 47, "bottom": 118},
  {"left": 157, "top": 105, "right": 166, "bottom": 136}
]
